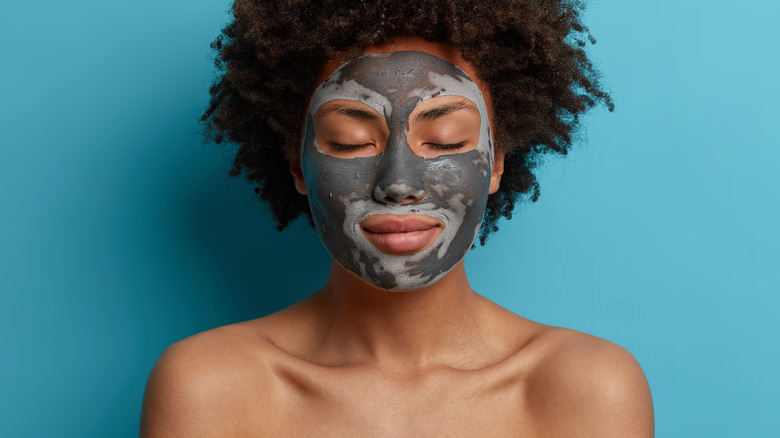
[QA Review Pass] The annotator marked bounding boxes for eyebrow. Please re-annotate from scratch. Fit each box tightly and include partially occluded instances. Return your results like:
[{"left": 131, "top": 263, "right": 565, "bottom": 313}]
[
  {"left": 414, "top": 101, "right": 478, "bottom": 122},
  {"left": 316, "top": 104, "right": 381, "bottom": 121}
]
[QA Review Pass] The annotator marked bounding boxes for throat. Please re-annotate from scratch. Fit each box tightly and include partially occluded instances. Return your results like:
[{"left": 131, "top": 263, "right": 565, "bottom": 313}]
[{"left": 307, "top": 259, "right": 493, "bottom": 372}]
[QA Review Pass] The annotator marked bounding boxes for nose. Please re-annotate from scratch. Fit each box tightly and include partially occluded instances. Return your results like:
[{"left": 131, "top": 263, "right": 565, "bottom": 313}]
[{"left": 373, "top": 144, "right": 426, "bottom": 205}]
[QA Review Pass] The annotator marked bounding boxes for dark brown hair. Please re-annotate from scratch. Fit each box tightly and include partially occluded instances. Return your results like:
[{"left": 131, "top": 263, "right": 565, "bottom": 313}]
[{"left": 202, "top": 0, "right": 612, "bottom": 244}]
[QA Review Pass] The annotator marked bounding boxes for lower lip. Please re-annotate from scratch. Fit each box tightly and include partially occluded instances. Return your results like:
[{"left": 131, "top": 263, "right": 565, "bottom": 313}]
[{"left": 362, "top": 227, "right": 441, "bottom": 255}]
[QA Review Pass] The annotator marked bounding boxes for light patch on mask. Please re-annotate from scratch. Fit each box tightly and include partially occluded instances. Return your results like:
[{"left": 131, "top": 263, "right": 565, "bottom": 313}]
[{"left": 307, "top": 73, "right": 393, "bottom": 121}]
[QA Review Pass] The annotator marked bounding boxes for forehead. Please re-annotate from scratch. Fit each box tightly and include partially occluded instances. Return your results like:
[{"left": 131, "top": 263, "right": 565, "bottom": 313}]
[{"left": 307, "top": 51, "right": 486, "bottom": 118}]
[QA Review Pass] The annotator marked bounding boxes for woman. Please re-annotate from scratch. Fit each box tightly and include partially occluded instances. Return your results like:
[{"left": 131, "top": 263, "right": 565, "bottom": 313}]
[{"left": 141, "top": 1, "right": 653, "bottom": 436}]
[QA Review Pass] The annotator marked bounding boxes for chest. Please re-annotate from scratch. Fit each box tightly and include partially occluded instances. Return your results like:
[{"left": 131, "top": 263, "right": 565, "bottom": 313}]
[{"left": 265, "top": 369, "right": 534, "bottom": 437}]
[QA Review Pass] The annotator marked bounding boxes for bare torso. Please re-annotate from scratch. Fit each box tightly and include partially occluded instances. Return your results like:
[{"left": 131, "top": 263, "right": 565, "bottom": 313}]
[{"left": 141, "top": 269, "right": 653, "bottom": 437}]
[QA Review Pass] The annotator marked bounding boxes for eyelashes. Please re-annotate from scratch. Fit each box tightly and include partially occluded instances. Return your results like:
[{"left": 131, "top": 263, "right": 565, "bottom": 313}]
[
  {"left": 330, "top": 142, "right": 374, "bottom": 151},
  {"left": 426, "top": 142, "right": 466, "bottom": 151}
]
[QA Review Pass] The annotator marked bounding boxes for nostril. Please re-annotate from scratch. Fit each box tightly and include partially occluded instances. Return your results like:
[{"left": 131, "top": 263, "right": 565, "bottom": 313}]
[
  {"left": 374, "top": 183, "right": 425, "bottom": 204},
  {"left": 399, "top": 192, "right": 425, "bottom": 205},
  {"left": 385, "top": 194, "right": 424, "bottom": 205}
]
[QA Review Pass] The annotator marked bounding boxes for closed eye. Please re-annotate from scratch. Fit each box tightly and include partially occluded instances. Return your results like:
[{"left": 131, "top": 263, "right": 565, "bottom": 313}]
[
  {"left": 426, "top": 142, "right": 466, "bottom": 151},
  {"left": 312, "top": 99, "right": 389, "bottom": 158},
  {"left": 407, "top": 95, "right": 481, "bottom": 158}
]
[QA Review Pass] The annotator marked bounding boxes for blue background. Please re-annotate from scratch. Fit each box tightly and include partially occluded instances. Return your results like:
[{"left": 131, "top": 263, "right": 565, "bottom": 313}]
[{"left": 1, "top": 0, "right": 777, "bottom": 436}]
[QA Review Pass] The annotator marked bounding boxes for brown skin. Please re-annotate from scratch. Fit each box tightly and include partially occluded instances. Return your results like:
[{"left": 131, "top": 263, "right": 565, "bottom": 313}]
[{"left": 141, "top": 39, "right": 653, "bottom": 437}]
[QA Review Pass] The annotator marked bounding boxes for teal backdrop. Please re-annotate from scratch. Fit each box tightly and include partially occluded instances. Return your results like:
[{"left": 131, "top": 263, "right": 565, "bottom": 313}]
[{"left": 1, "top": 0, "right": 778, "bottom": 436}]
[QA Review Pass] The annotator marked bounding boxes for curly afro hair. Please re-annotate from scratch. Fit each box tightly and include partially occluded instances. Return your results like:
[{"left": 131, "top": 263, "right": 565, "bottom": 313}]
[{"left": 201, "top": 0, "right": 612, "bottom": 244}]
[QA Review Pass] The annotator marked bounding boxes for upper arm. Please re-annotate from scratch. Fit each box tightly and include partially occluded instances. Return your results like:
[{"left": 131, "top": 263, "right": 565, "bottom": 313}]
[
  {"left": 527, "top": 333, "right": 654, "bottom": 437},
  {"left": 140, "top": 341, "right": 229, "bottom": 437},
  {"left": 140, "top": 335, "right": 275, "bottom": 437}
]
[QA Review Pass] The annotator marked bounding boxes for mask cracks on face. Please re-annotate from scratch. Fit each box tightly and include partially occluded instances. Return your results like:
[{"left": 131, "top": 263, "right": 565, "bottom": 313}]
[{"left": 302, "top": 51, "right": 494, "bottom": 290}]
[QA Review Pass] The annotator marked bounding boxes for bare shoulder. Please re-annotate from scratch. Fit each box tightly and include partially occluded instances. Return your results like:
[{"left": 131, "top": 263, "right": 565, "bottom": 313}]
[
  {"left": 523, "top": 326, "right": 654, "bottom": 437},
  {"left": 139, "top": 321, "right": 287, "bottom": 437}
]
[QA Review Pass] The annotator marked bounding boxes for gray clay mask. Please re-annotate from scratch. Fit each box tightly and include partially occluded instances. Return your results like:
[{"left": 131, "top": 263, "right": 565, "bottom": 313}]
[{"left": 301, "top": 51, "right": 494, "bottom": 290}]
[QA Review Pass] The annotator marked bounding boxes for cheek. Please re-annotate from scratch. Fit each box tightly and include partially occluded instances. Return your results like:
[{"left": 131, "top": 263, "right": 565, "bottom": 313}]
[
  {"left": 309, "top": 162, "right": 374, "bottom": 195},
  {"left": 303, "top": 155, "right": 378, "bottom": 217},
  {"left": 424, "top": 152, "right": 491, "bottom": 210}
]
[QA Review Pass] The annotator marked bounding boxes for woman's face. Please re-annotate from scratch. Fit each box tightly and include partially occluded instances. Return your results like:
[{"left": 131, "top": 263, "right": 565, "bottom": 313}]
[{"left": 294, "top": 41, "right": 502, "bottom": 290}]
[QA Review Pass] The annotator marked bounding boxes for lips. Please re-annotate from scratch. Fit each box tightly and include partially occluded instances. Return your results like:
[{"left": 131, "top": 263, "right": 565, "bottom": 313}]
[{"left": 361, "top": 214, "right": 444, "bottom": 255}]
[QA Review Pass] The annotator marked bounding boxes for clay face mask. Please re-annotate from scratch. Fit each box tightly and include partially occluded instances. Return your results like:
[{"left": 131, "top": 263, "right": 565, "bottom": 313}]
[{"left": 301, "top": 51, "right": 493, "bottom": 290}]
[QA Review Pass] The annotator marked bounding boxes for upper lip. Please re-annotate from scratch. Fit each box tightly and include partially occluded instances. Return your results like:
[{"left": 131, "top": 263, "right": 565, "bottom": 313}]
[{"left": 361, "top": 214, "right": 443, "bottom": 234}]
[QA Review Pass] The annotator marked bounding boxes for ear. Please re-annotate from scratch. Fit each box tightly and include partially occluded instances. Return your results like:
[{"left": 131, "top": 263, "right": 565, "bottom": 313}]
[
  {"left": 290, "top": 158, "right": 307, "bottom": 195},
  {"left": 488, "top": 151, "right": 504, "bottom": 194}
]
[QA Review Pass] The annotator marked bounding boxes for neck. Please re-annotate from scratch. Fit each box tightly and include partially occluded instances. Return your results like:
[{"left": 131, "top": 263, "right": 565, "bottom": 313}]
[{"left": 308, "top": 259, "right": 493, "bottom": 373}]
